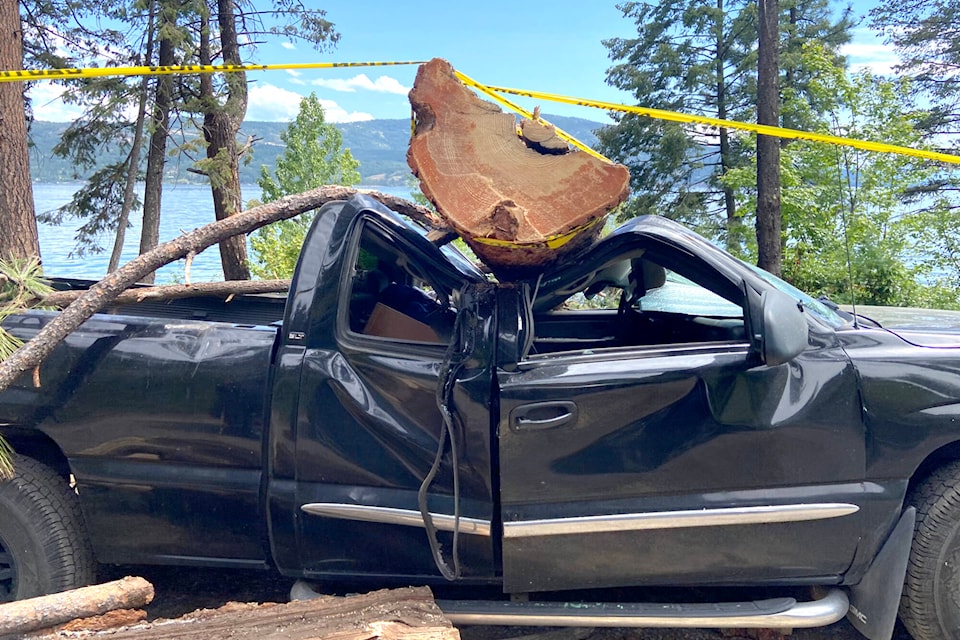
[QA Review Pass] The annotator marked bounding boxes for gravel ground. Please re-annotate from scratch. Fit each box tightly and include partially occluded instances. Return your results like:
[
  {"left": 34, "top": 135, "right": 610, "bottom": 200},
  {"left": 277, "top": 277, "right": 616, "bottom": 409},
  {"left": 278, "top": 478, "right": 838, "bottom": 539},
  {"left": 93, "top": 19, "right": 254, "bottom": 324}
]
[{"left": 98, "top": 565, "right": 913, "bottom": 640}]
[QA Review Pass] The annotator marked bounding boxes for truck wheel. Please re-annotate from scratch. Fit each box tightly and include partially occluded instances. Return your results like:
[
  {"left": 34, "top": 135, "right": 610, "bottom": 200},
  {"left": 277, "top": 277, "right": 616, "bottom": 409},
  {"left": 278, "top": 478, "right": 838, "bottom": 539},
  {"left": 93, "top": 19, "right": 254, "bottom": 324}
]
[
  {"left": 900, "top": 460, "right": 960, "bottom": 640},
  {"left": 0, "top": 455, "right": 96, "bottom": 602}
]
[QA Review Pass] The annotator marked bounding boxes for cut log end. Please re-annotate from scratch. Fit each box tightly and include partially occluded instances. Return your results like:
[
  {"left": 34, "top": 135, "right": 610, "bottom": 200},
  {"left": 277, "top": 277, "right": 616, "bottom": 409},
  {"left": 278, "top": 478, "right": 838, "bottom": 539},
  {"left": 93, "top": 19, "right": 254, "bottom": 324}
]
[{"left": 407, "top": 57, "right": 630, "bottom": 278}]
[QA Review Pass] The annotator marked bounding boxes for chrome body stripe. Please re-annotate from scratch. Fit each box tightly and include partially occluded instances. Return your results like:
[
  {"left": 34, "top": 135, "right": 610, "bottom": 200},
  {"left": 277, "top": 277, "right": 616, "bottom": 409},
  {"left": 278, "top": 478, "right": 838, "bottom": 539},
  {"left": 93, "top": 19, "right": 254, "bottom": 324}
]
[
  {"left": 300, "top": 502, "right": 492, "bottom": 537},
  {"left": 502, "top": 503, "right": 859, "bottom": 538}
]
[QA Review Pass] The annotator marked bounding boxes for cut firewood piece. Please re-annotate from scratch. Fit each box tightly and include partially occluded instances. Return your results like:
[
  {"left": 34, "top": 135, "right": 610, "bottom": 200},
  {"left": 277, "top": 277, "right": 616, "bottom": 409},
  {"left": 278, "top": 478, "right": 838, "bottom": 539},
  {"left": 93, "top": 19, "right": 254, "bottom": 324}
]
[
  {"left": 407, "top": 57, "right": 630, "bottom": 278},
  {"left": 0, "top": 576, "right": 154, "bottom": 637}
]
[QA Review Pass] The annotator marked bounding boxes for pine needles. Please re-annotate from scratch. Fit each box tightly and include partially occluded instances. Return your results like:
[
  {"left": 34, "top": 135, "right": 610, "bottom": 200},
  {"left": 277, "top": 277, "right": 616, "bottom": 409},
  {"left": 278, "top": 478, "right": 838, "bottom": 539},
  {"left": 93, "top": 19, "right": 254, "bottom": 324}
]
[
  {"left": 0, "top": 258, "right": 51, "bottom": 480},
  {"left": 0, "top": 257, "right": 52, "bottom": 362}
]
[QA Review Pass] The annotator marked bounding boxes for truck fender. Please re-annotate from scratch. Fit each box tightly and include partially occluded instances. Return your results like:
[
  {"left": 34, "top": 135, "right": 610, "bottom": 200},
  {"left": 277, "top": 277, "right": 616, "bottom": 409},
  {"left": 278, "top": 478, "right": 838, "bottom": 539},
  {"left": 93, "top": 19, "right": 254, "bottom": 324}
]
[{"left": 846, "top": 506, "right": 915, "bottom": 640}]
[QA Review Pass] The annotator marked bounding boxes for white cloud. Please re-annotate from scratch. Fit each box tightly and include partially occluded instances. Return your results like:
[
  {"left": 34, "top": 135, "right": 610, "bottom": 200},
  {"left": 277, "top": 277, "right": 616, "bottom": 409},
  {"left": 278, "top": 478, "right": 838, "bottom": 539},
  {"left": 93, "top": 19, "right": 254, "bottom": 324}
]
[
  {"left": 317, "top": 98, "right": 375, "bottom": 123},
  {"left": 311, "top": 73, "right": 409, "bottom": 95},
  {"left": 281, "top": 42, "right": 296, "bottom": 50},
  {"left": 286, "top": 70, "right": 305, "bottom": 86},
  {"left": 246, "top": 83, "right": 373, "bottom": 122},
  {"left": 246, "top": 84, "right": 307, "bottom": 121},
  {"left": 841, "top": 34, "right": 900, "bottom": 76}
]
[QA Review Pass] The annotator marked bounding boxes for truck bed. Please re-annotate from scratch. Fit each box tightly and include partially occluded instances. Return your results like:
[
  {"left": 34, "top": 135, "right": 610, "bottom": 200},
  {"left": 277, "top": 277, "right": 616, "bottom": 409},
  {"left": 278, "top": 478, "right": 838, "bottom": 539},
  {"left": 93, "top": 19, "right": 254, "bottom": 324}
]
[{"left": 48, "top": 277, "right": 288, "bottom": 326}]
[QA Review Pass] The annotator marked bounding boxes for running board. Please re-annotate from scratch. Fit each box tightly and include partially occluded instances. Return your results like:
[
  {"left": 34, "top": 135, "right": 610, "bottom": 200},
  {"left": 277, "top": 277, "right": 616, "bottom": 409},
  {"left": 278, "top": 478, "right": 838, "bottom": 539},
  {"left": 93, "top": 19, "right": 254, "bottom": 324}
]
[{"left": 438, "top": 588, "right": 848, "bottom": 629}]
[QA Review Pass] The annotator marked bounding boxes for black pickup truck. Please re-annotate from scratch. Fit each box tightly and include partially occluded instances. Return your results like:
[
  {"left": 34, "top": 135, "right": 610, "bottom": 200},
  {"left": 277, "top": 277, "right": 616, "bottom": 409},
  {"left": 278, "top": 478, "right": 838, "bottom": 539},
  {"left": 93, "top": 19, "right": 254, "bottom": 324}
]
[{"left": 4, "top": 195, "right": 960, "bottom": 640}]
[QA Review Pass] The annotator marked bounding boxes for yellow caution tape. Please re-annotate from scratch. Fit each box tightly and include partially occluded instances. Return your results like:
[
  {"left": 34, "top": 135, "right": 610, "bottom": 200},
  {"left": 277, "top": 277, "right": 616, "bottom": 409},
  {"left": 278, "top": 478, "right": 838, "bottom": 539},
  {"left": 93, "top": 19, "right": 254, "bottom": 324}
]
[
  {"left": 484, "top": 84, "right": 960, "bottom": 166},
  {"left": 453, "top": 70, "right": 611, "bottom": 163},
  {"left": 472, "top": 215, "right": 605, "bottom": 250},
  {"left": 0, "top": 60, "right": 426, "bottom": 83},
  {"left": 8, "top": 58, "right": 953, "bottom": 165}
]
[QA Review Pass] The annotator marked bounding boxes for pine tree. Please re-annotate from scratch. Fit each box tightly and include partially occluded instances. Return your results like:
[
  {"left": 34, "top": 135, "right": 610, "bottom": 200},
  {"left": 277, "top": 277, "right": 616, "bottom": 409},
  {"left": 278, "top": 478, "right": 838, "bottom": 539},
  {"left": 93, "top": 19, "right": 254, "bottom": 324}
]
[
  {"left": 249, "top": 93, "right": 360, "bottom": 279},
  {"left": 600, "top": 0, "right": 852, "bottom": 260},
  {"left": 871, "top": 0, "right": 960, "bottom": 138},
  {"left": 0, "top": 0, "right": 38, "bottom": 263}
]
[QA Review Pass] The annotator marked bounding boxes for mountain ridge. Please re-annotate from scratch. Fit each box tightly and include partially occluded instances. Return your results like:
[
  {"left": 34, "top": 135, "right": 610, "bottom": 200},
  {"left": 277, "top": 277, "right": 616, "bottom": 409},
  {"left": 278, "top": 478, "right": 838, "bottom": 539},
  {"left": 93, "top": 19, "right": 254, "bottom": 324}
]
[{"left": 27, "top": 115, "right": 607, "bottom": 186}]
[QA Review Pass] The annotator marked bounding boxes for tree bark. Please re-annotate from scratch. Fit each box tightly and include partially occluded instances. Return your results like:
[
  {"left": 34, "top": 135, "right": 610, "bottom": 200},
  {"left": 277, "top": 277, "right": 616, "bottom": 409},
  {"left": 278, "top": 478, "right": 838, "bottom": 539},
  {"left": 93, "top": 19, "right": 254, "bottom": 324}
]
[
  {"left": 139, "top": 1, "right": 178, "bottom": 284},
  {"left": 715, "top": 0, "right": 740, "bottom": 253},
  {"left": 0, "top": 0, "right": 39, "bottom": 263},
  {"left": 0, "top": 186, "right": 434, "bottom": 392},
  {"left": 39, "top": 279, "right": 290, "bottom": 308},
  {"left": 756, "top": 0, "right": 782, "bottom": 276},
  {"left": 109, "top": 0, "right": 156, "bottom": 273},
  {"left": 0, "top": 576, "right": 153, "bottom": 637},
  {"left": 199, "top": 0, "right": 251, "bottom": 281},
  {"left": 71, "top": 586, "right": 457, "bottom": 640}
]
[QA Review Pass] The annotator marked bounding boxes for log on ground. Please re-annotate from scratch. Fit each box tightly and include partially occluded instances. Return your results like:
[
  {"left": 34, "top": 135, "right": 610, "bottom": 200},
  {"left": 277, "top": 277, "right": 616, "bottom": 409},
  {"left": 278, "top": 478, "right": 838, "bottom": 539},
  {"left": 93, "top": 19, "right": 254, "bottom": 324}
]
[
  {"left": 0, "top": 576, "right": 153, "bottom": 637},
  {"left": 29, "top": 586, "right": 459, "bottom": 640},
  {"left": 407, "top": 57, "right": 630, "bottom": 278}
]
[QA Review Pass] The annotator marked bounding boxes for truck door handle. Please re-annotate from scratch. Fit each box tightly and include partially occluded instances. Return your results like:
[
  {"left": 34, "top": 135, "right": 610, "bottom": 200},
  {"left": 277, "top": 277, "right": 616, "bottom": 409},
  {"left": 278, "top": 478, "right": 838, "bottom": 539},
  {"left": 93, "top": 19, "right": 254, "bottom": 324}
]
[{"left": 510, "top": 401, "right": 578, "bottom": 432}]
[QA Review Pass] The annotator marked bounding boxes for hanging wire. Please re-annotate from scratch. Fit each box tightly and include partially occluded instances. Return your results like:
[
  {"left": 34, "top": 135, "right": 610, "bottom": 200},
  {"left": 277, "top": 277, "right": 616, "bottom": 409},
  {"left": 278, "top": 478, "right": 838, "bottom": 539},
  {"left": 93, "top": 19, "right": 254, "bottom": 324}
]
[{"left": 835, "top": 145, "right": 860, "bottom": 329}]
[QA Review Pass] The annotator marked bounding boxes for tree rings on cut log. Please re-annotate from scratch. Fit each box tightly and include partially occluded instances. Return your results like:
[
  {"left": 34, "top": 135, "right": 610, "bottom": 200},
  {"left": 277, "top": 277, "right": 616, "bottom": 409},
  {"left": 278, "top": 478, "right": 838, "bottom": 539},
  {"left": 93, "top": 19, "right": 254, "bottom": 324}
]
[{"left": 407, "top": 58, "right": 630, "bottom": 278}]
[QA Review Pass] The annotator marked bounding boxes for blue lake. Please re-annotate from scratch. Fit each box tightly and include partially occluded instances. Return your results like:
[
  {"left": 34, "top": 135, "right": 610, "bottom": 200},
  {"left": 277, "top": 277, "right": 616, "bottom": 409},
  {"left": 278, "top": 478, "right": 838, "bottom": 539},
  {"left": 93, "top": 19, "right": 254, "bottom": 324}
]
[{"left": 34, "top": 183, "right": 413, "bottom": 283}]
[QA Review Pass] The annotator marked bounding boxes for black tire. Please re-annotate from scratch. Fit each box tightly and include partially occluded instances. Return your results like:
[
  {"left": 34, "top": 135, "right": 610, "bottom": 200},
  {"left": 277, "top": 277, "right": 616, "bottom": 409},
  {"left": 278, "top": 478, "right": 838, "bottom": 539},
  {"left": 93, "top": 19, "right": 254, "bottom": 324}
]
[{"left": 0, "top": 455, "right": 96, "bottom": 602}]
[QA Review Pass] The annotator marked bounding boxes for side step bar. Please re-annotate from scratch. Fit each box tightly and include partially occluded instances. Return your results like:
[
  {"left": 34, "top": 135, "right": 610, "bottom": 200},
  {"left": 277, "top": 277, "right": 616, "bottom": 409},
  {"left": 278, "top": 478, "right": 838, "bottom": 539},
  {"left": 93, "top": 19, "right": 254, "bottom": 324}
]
[{"left": 438, "top": 588, "right": 848, "bottom": 629}]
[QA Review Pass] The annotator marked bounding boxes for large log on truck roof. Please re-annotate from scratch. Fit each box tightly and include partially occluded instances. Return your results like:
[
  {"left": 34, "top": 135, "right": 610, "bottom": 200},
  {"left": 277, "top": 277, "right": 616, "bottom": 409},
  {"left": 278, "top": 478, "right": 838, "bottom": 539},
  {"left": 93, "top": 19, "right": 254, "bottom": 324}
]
[{"left": 407, "top": 58, "right": 630, "bottom": 278}]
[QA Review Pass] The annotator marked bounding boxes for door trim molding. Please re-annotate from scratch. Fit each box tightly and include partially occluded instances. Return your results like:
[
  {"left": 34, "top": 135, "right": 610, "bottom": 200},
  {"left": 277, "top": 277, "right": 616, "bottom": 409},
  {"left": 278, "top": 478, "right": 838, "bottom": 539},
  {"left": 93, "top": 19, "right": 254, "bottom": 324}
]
[
  {"left": 502, "top": 503, "right": 859, "bottom": 538},
  {"left": 301, "top": 502, "right": 492, "bottom": 537}
]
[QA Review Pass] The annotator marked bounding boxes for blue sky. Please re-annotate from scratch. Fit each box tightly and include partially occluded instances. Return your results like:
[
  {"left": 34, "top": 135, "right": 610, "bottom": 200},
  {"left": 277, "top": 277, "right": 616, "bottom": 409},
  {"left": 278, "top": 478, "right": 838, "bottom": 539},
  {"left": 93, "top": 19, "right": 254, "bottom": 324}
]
[{"left": 30, "top": 0, "right": 894, "bottom": 124}]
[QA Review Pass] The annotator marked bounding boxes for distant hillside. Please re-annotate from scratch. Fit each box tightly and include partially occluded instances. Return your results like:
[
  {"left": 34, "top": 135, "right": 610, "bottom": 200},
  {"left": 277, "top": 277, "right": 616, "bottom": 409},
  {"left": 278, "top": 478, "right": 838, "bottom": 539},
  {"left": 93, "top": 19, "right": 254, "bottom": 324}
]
[{"left": 27, "top": 115, "right": 608, "bottom": 187}]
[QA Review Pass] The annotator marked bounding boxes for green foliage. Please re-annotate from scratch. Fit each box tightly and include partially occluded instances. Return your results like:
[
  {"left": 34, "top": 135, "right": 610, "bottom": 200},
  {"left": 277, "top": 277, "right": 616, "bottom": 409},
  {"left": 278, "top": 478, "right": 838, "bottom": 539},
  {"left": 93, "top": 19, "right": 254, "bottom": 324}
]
[
  {"left": 600, "top": 0, "right": 851, "bottom": 252},
  {"left": 31, "top": 0, "right": 342, "bottom": 262},
  {"left": 870, "top": 0, "right": 960, "bottom": 138},
  {"left": 0, "top": 257, "right": 52, "bottom": 361},
  {"left": 720, "top": 44, "right": 956, "bottom": 307},
  {"left": 599, "top": 0, "right": 755, "bottom": 229},
  {"left": 0, "top": 259, "right": 51, "bottom": 479},
  {"left": 249, "top": 93, "right": 361, "bottom": 279}
]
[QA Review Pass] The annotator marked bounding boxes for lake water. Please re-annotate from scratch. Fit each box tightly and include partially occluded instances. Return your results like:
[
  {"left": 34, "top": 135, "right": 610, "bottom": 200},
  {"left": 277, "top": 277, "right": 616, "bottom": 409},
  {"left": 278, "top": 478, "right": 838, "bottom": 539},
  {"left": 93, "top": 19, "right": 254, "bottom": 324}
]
[{"left": 33, "top": 182, "right": 414, "bottom": 283}]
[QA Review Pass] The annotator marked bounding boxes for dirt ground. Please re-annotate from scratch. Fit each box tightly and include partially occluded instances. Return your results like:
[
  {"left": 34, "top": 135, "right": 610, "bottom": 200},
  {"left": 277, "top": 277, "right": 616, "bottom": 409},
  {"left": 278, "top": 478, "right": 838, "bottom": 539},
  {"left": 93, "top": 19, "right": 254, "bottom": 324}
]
[{"left": 93, "top": 565, "right": 912, "bottom": 640}]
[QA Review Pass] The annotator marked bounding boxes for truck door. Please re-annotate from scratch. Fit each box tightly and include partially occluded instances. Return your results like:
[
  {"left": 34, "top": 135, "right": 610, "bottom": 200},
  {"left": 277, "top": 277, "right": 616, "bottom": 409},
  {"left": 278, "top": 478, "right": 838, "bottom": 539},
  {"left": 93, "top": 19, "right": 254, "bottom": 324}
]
[
  {"left": 495, "top": 241, "right": 889, "bottom": 594},
  {"left": 270, "top": 201, "right": 497, "bottom": 582}
]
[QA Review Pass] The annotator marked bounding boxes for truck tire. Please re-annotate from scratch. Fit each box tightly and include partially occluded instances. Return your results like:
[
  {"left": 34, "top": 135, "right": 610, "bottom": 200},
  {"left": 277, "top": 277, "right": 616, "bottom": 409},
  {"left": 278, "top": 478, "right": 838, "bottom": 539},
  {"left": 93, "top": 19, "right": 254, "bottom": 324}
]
[
  {"left": 900, "top": 460, "right": 960, "bottom": 640},
  {"left": 0, "top": 455, "right": 96, "bottom": 602}
]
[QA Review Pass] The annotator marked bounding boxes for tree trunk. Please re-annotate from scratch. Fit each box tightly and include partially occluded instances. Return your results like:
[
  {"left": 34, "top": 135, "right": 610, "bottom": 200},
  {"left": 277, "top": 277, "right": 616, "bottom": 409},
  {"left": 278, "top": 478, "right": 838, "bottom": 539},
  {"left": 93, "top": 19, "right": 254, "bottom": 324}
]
[
  {"left": 715, "top": 0, "right": 739, "bottom": 253},
  {"left": 0, "top": 186, "right": 433, "bottom": 392},
  {"left": 199, "top": 0, "right": 250, "bottom": 281},
  {"left": 756, "top": 0, "right": 782, "bottom": 276},
  {"left": 109, "top": 0, "right": 156, "bottom": 273},
  {"left": 39, "top": 279, "right": 290, "bottom": 308},
  {"left": 0, "top": 576, "right": 153, "bottom": 637},
  {"left": 139, "top": 1, "right": 178, "bottom": 284},
  {"left": 0, "top": 0, "right": 39, "bottom": 263}
]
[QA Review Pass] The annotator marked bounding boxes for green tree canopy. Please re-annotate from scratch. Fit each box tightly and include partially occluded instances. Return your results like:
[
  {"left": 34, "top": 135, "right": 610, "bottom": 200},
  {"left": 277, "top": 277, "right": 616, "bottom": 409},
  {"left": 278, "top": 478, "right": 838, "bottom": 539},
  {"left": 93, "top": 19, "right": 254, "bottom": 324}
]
[
  {"left": 599, "top": 0, "right": 851, "bottom": 253},
  {"left": 721, "top": 45, "right": 952, "bottom": 307},
  {"left": 871, "top": 0, "right": 960, "bottom": 139},
  {"left": 249, "top": 93, "right": 360, "bottom": 279}
]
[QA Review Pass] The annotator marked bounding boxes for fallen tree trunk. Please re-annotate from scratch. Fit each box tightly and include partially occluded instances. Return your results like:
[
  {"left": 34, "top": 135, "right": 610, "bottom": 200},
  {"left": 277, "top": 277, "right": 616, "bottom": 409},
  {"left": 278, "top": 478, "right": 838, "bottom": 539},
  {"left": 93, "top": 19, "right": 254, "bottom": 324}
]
[
  {"left": 45, "top": 586, "right": 458, "bottom": 640},
  {"left": 407, "top": 58, "right": 630, "bottom": 278},
  {"left": 38, "top": 279, "right": 291, "bottom": 308},
  {"left": 0, "top": 576, "right": 153, "bottom": 637},
  {"left": 0, "top": 187, "right": 436, "bottom": 393}
]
